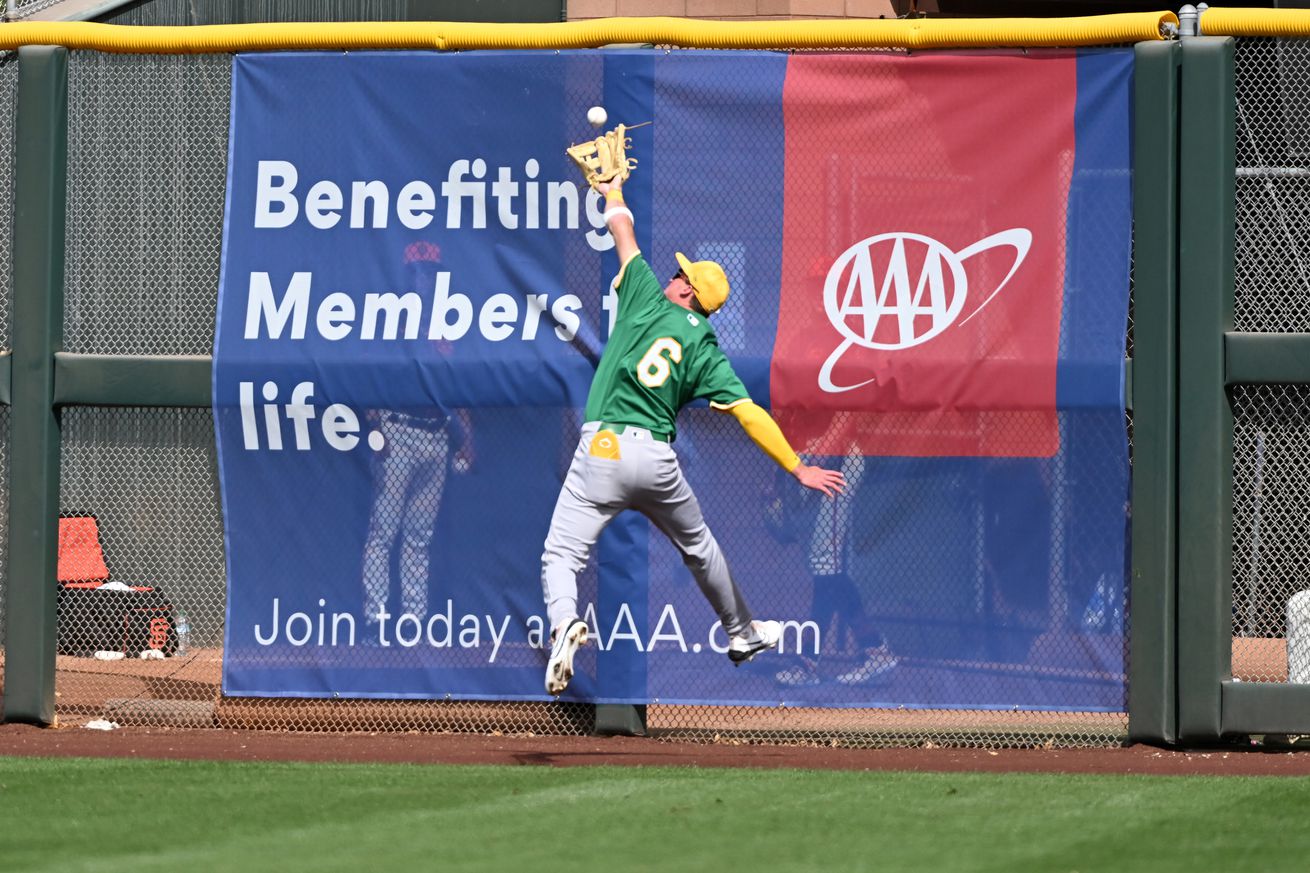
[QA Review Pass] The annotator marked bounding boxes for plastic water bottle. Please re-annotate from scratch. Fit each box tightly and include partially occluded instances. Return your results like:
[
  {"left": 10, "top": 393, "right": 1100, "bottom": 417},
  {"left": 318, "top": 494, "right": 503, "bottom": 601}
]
[
  {"left": 1081, "top": 574, "right": 1124, "bottom": 633},
  {"left": 1081, "top": 577, "right": 1107, "bottom": 632},
  {"left": 175, "top": 612, "right": 191, "bottom": 657}
]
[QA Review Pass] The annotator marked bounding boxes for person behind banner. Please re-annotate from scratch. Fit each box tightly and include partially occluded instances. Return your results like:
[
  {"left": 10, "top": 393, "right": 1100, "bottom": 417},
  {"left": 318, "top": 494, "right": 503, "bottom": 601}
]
[
  {"left": 360, "top": 241, "right": 474, "bottom": 635},
  {"left": 539, "top": 177, "right": 847, "bottom": 697},
  {"left": 764, "top": 412, "right": 898, "bottom": 688}
]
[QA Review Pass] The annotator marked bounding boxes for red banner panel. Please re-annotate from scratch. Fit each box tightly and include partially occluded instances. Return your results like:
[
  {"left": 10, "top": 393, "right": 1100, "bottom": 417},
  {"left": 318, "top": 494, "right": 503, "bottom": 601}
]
[{"left": 771, "top": 52, "right": 1077, "bottom": 457}]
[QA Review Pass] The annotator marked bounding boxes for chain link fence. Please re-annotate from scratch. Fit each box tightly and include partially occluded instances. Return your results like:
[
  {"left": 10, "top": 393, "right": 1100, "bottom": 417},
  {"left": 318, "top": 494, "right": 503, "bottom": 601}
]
[
  {"left": 1234, "top": 37, "right": 1310, "bottom": 335},
  {"left": 97, "top": 0, "right": 419, "bottom": 26},
  {"left": 651, "top": 406, "right": 1129, "bottom": 747},
  {"left": 0, "top": 53, "right": 16, "bottom": 698},
  {"left": 6, "top": 0, "right": 66, "bottom": 19},
  {"left": 0, "top": 54, "right": 14, "bottom": 352},
  {"left": 46, "top": 49, "right": 1128, "bottom": 747},
  {"left": 64, "top": 53, "right": 229, "bottom": 356},
  {"left": 96, "top": 0, "right": 562, "bottom": 25},
  {"left": 1232, "top": 38, "right": 1310, "bottom": 685},
  {"left": 11, "top": 0, "right": 490, "bottom": 25},
  {"left": 1232, "top": 384, "right": 1310, "bottom": 683}
]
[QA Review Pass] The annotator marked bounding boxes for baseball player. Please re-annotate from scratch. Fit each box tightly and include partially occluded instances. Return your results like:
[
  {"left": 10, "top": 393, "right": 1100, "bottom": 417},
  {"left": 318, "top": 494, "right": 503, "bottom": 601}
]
[
  {"left": 541, "top": 178, "right": 847, "bottom": 696},
  {"left": 360, "top": 241, "right": 474, "bottom": 634},
  {"left": 774, "top": 447, "right": 898, "bottom": 688}
]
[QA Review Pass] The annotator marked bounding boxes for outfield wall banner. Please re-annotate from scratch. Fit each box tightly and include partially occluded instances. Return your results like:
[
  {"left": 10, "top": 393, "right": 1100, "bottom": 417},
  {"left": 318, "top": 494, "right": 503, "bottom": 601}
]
[{"left": 215, "top": 49, "right": 1132, "bottom": 709}]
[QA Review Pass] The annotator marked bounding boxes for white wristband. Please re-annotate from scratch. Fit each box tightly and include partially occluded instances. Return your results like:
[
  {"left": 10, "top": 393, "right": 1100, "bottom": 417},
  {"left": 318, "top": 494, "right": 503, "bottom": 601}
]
[{"left": 605, "top": 206, "right": 634, "bottom": 226}]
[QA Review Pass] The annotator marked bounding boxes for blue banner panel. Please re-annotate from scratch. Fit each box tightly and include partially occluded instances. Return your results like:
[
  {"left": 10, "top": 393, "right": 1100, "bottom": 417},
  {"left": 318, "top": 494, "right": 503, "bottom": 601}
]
[{"left": 217, "top": 49, "right": 1131, "bottom": 710}]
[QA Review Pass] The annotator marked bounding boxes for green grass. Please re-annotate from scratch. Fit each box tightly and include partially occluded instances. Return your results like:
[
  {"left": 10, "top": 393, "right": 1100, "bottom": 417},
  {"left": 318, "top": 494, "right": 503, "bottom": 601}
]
[{"left": 0, "top": 756, "right": 1306, "bottom": 873}]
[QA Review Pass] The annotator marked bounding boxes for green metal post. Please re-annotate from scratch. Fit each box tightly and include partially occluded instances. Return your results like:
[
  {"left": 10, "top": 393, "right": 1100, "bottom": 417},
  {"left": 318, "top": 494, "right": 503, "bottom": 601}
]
[
  {"left": 1128, "top": 40, "right": 1180, "bottom": 746},
  {"left": 3, "top": 46, "right": 67, "bottom": 725},
  {"left": 1176, "top": 37, "right": 1235, "bottom": 744}
]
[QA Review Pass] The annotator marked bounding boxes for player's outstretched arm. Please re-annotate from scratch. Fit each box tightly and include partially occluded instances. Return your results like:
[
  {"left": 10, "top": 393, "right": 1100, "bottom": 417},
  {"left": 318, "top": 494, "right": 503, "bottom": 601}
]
[
  {"left": 597, "top": 179, "right": 638, "bottom": 266},
  {"left": 720, "top": 401, "right": 847, "bottom": 497}
]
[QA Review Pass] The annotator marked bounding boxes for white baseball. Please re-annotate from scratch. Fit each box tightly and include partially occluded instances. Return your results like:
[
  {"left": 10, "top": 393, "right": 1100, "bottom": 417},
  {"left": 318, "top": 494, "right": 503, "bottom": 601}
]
[{"left": 587, "top": 105, "right": 608, "bottom": 128}]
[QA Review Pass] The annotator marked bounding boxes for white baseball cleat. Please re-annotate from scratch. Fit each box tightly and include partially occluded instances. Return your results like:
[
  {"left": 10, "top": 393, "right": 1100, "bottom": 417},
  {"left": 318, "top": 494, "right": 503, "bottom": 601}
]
[
  {"left": 727, "top": 620, "right": 782, "bottom": 665},
  {"left": 545, "top": 619, "right": 589, "bottom": 696},
  {"left": 834, "top": 644, "right": 899, "bottom": 686},
  {"left": 775, "top": 662, "right": 822, "bottom": 687}
]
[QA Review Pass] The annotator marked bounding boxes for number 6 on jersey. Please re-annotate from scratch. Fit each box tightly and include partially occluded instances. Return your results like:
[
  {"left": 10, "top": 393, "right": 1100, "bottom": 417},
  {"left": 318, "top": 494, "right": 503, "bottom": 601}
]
[{"left": 637, "top": 337, "right": 683, "bottom": 388}]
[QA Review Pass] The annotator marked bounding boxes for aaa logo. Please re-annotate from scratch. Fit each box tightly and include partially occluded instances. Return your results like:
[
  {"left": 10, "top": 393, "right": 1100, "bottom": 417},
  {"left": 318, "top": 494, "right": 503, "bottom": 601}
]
[{"left": 818, "top": 229, "right": 1033, "bottom": 393}]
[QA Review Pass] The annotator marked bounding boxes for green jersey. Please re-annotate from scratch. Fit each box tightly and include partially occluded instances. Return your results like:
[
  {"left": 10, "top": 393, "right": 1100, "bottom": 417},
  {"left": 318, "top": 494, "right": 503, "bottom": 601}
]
[{"left": 584, "top": 254, "right": 749, "bottom": 441}]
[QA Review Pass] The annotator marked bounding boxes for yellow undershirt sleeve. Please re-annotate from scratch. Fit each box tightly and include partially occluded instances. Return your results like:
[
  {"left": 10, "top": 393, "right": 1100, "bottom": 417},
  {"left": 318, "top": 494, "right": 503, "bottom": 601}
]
[{"left": 725, "top": 401, "right": 801, "bottom": 472}]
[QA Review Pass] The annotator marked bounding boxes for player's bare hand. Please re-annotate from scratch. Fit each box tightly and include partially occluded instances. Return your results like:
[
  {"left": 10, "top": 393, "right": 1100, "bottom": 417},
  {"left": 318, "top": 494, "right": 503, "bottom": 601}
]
[{"left": 792, "top": 462, "right": 846, "bottom": 497}]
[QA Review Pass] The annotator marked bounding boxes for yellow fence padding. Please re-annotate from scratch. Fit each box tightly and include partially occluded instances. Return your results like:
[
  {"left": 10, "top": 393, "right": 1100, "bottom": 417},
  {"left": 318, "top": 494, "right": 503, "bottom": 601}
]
[
  {"left": 0, "top": 14, "right": 1178, "bottom": 54},
  {"left": 1199, "top": 8, "right": 1310, "bottom": 39}
]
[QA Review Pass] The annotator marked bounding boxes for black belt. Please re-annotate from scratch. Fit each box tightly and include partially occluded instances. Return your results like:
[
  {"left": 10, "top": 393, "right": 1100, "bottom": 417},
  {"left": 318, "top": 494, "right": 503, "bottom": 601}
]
[{"left": 384, "top": 412, "right": 448, "bottom": 433}]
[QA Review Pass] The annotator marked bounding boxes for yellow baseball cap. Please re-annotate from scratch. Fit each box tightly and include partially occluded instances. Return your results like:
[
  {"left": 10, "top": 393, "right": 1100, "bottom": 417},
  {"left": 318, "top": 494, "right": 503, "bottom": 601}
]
[{"left": 675, "top": 252, "right": 730, "bottom": 314}]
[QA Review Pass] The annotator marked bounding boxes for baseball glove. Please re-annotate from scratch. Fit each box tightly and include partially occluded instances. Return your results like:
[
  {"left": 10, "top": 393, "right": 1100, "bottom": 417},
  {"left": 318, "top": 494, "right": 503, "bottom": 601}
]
[
  {"left": 566, "top": 123, "right": 641, "bottom": 191},
  {"left": 761, "top": 467, "right": 821, "bottom": 546}
]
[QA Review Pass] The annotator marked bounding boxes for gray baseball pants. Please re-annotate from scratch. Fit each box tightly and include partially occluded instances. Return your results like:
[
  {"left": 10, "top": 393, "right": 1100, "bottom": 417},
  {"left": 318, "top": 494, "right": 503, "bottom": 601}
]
[
  {"left": 809, "top": 452, "right": 867, "bottom": 576},
  {"left": 541, "top": 422, "right": 753, "bottom": 636},
  {"left": 361, "top": 417, "right": 449, "bottom": 621}
]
